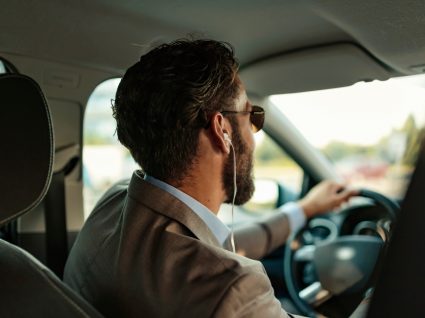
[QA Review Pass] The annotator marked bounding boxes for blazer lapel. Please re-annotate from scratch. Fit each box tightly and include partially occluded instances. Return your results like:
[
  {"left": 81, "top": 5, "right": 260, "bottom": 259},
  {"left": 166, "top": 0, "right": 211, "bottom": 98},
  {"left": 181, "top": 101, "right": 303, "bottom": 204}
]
[{"left": 127, "top": 171, "right": 222, "bottom": 248}]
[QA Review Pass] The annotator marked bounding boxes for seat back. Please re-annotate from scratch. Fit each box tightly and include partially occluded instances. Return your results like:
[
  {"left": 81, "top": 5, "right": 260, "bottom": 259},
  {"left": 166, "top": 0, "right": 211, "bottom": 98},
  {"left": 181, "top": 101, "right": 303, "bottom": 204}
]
[
  {"left": 0, "top": 73, "right": 102, "bottom": 317},
  {"left": 0, "top": 74, "right": 53, "bottom": 224},
  {"left": 367, "top": 142, "right": 425, "bottom": 317}
]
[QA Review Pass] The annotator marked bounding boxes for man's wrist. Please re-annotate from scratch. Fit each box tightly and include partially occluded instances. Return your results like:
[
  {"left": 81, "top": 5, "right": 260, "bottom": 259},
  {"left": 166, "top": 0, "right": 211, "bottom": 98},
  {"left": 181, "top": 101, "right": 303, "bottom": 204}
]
[
  {"left": 298, "top": 199, "right": 315, "bottom": 219},
  {"left": 279, "top": 202, "right": 306, "bottom": 234}
]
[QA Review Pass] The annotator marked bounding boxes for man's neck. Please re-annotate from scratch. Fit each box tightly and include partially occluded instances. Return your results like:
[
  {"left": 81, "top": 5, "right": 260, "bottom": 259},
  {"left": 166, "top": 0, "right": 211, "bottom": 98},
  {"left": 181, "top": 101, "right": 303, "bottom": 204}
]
[
  {"left": 169, "top": 172, "right": 224, "bottom": 214},
  {"left": 168, "top": 157, "right": 226, "bottom": 214},
  {"left": 167, "top": 129, "right": 228, "bottom": 214}
]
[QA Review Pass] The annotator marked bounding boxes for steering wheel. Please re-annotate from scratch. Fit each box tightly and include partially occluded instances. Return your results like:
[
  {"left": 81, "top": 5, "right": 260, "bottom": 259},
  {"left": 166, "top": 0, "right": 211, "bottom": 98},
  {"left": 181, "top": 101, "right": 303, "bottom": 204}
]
[{"left": 283, "top": 189, "right": 399, "bottom": 317}]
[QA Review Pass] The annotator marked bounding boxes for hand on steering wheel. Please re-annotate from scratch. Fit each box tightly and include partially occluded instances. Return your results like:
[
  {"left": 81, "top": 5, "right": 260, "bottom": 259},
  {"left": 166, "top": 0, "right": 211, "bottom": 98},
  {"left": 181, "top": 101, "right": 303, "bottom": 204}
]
[{"left": 298, "top": 181, "right": 359, "bottom": 219}]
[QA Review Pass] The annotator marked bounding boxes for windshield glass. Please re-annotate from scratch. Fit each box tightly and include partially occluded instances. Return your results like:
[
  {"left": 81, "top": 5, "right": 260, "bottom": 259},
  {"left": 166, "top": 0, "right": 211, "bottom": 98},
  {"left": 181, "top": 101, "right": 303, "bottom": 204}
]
[{"left": 270, "top": 74, "right": 425, "bottom": 199}]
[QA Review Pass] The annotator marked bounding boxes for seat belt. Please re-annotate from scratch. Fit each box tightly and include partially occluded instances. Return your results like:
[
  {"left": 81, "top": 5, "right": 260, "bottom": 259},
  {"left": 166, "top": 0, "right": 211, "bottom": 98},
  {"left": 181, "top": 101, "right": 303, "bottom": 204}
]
[{"left": 44, "top": 144, "right": 79, "bottom": 278}]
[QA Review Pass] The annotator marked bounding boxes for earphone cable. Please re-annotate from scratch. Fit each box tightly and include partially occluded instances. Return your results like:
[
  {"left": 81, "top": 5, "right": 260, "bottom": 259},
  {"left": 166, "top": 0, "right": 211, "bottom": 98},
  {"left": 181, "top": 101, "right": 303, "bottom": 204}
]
[{"left": 230, "top": 143, "right": 237, "bottom": 253}]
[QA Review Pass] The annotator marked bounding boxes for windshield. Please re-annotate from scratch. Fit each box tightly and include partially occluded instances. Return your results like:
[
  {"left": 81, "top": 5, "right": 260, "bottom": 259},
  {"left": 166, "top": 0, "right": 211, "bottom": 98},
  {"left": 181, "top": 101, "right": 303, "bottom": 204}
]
[{"left": 270, "top": 74, "right": 425, "bottom": 199}]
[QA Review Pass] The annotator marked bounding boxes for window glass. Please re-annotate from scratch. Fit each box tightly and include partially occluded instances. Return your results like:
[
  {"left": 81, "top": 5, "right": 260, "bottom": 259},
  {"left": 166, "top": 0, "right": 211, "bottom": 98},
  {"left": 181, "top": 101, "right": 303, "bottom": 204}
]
[
  {"left": 0, "top": 60, "right": 6, "bottom": 74},
  {"left": 83, "top": 78, "right": 138, "bottom": 217},
  {"left": 0, "top": 58, "right": 18, "bottom": 73},
  {"left": 270, "top": 73, "right": 425, "bottom": 200},
  {"left": 253, "top": 131, "right": 302, "bottom": 194}
]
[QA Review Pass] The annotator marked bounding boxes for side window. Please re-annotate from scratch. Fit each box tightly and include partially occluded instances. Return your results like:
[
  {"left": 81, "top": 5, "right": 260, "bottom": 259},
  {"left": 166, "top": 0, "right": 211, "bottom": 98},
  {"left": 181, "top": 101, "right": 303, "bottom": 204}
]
[
  {"left": 0, "top": 58, "right": 19, "bottom": 74},
  {"left": 249, "top": 132, "right": 303, "bottom": 209},
  {"left": 83, "top": 78, "right": 138, "bottom": 217},
  {"left": 0, "top": 60, "right": 6, "bottom": 73}
]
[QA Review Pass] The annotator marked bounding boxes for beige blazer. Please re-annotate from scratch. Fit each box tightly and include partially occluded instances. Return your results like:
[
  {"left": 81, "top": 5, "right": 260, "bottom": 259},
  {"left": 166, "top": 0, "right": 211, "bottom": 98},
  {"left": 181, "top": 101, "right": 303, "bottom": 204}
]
[{"left": 64, "top": 171, "right": 296, "bottom": 318}]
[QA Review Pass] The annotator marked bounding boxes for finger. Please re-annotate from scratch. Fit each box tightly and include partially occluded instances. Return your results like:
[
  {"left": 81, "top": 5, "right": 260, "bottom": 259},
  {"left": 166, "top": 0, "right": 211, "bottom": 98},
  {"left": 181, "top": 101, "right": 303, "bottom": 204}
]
[
  {"left": 334, "top": 182, "right": 348, "bottom": 191},
  {"left": 336, "top": 188, "right": 359, "bottom": 202}
]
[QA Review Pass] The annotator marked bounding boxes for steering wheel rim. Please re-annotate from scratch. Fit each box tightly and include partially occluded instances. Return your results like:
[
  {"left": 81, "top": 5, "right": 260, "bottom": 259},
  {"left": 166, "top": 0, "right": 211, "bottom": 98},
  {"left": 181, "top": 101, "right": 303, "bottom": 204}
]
[{"left": 283, "top": 188, "right": 400, "bottom": 317}]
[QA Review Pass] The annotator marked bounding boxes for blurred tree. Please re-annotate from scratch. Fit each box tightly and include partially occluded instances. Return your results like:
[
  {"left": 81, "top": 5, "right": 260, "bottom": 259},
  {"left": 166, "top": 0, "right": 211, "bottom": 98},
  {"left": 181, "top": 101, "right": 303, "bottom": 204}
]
[
  {"left": 401, "top": 115, "right": 425, "bottom": 166},
  {"left": 321, "top": 141, "right": 372, "bottom": 162},
  {"left": 321, "top": 114, "right": 424, "bottom": 167},
  {"left": 255, "top": 135, "right": 293, "bottom": 166}
]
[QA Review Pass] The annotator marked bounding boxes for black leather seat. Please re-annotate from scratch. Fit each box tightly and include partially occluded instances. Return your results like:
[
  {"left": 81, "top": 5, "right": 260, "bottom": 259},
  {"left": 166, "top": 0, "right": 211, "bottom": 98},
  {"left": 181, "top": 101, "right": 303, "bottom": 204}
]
[{"left": 0, "top": 73, "right": 102, "bottom": 317}]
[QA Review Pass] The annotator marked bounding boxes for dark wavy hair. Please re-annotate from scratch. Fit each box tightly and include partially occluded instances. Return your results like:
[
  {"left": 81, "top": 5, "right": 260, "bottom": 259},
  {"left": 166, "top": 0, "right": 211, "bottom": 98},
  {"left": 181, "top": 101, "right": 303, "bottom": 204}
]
[{"left": 112, "top": 39, "right": 240, "bottom": 182}]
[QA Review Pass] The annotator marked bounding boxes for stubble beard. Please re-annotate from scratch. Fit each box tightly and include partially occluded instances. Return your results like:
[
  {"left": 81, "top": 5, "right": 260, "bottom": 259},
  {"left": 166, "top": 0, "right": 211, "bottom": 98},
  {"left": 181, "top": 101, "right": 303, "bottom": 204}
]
[{"left": 222, "top": 121, "right": 255, "bottom": 205}]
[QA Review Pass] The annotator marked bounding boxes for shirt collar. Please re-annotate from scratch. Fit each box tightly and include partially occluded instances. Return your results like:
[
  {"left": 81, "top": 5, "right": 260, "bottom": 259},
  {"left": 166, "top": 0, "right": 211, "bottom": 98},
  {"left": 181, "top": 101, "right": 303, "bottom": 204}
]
[{"left": 144, "top": 174, "right": 230, "bottom": 246}]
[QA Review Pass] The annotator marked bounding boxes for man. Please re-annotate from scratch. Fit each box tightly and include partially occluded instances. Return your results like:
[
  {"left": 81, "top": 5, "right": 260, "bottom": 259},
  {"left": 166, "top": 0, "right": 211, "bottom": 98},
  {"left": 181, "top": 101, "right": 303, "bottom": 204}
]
[{"left": 64, "top": 39, "right": 356, "bottom": 317}]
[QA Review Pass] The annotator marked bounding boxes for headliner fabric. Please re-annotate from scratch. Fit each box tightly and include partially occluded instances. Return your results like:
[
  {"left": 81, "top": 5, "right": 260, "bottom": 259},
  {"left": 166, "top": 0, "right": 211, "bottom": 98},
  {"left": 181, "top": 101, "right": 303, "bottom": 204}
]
[{"left": 0, "top": 74, "right": 54, "bottom": 225}]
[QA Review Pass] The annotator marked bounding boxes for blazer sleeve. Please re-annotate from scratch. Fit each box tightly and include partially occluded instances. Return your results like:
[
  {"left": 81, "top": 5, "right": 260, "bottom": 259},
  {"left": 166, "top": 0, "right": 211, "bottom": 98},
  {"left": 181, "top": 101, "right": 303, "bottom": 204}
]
[
  {"left": 234, "top": 213, "right": 291, "bottom": 260},
  {"left": 212, "top": 269, "right": 291, "bottom": 318}
]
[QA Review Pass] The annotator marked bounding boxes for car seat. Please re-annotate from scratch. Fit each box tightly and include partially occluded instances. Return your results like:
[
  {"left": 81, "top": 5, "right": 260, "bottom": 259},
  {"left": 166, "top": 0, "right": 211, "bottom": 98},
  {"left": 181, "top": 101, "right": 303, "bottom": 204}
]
[{"left": 0, "top": 73, "right": 103, "bottom": 317}]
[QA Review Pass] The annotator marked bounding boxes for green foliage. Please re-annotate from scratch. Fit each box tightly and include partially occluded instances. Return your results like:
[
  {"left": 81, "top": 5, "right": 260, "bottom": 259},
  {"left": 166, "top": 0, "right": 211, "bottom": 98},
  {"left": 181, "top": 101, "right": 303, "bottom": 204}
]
[
  {"left": 84, "top": 131, "right": 117, "bottom": 145},
  {"left": 321, "top": 113, "right": 423, "bottom": 167},
  {"left": 84, "top": 134, "right": 108, "bottom": 145},
  {"left": 401, "top": 115, "right": 425, "bottom": 166},
  {"left": 255, "top": 136, "right": 294, "bottom": 166}
]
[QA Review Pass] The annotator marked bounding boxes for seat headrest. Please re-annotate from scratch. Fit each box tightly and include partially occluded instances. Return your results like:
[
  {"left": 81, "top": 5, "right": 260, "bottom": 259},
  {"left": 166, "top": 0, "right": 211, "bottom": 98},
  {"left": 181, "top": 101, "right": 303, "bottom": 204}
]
[{"left": 0, "top": 74, "right": 54, "bottom": 226}]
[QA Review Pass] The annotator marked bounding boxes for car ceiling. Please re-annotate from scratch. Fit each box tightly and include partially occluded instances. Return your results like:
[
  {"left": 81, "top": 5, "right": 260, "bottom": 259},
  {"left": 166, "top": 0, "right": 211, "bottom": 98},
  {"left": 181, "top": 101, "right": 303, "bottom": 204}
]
[{"left": 1, "top": 0, "right": 425, "bottom": 95}]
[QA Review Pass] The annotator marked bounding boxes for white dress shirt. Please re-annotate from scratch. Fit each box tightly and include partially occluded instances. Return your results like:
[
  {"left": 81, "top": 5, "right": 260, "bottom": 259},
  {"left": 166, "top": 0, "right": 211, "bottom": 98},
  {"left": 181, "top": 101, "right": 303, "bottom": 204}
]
[{"left": 144, "top": 175, "right": 306, "bottom": 247}]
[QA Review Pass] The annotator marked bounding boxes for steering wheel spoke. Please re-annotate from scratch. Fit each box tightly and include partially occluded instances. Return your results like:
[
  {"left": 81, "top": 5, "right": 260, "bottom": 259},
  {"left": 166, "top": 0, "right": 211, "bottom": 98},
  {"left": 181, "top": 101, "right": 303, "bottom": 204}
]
[
  {"left": 294, "top": 244, "right": 316, "bottom": 262},
  {"left": 299, "top": 282, "right": 332, "bottom": 306}
]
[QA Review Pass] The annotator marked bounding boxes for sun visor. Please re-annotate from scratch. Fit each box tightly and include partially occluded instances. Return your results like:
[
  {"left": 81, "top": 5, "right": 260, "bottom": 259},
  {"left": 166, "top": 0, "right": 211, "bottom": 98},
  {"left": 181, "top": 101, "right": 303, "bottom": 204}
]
[
  {"left": 240, "top": 43, "right": 394, "bottom": 96},
  {"left": 0, "top": 74, "right": 54, "bottom": 226}
]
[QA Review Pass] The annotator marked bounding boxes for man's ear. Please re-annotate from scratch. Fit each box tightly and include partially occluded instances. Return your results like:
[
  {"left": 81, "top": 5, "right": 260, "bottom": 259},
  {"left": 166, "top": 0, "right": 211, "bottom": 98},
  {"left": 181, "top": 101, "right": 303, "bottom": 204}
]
[{"left": 210, "top": 112, "right": 231, "bottom": 154}]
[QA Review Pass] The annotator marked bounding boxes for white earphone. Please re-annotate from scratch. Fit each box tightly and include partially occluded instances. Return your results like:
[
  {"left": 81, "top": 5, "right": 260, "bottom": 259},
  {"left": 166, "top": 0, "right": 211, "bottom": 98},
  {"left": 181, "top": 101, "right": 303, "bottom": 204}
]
[{"left": 224, "top": 132, "right": 232, "bottom": 145}]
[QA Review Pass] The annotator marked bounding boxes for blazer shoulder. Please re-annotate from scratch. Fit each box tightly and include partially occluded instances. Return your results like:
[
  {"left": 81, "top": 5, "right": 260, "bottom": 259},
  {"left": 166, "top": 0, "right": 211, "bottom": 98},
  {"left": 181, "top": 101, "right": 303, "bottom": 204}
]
[{"left": 211, "top": 268, "right": 290, "bottom": 318}]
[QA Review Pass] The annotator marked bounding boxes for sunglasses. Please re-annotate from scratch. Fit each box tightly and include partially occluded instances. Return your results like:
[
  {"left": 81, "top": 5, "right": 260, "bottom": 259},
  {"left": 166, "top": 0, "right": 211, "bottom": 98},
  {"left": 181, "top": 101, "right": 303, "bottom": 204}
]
[{"left": 221, "top": 105, "right": 265, "bottom": 133}]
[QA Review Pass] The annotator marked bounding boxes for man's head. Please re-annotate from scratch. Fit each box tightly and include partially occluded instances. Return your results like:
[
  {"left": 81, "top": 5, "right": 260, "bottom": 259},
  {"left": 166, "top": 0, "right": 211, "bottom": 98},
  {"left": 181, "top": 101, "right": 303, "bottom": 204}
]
[
  {"left": 113, "top": 38, "right": 260, "bottom": 204},
  {"left": 113, "top": 39, "right": 239, "bottom": 182}
]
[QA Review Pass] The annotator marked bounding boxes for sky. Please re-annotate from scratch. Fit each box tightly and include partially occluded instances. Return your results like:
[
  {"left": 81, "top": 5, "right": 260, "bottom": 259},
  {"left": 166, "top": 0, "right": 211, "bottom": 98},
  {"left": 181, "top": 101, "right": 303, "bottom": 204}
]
[{"left": 270, "top": 73, "right": 425, "bottom": 148}]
